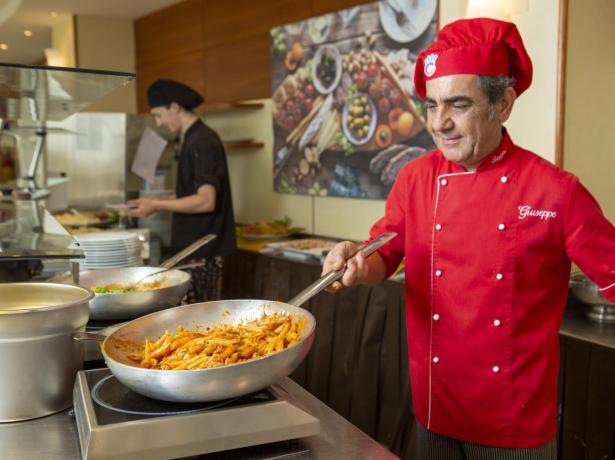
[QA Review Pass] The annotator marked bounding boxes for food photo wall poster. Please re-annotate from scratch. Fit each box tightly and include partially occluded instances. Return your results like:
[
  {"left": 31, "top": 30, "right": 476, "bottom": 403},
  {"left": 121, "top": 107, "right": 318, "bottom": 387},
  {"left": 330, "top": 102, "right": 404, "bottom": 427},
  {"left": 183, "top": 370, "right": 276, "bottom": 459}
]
[{"left": 272, "top": 0, "right": 437, "bottom": 199}]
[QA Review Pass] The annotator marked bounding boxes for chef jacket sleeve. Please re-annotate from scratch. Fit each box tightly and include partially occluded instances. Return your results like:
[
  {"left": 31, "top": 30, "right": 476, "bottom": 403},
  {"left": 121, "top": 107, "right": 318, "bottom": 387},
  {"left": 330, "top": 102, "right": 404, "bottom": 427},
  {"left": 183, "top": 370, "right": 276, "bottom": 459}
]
[
  {"left": 369, "top": 165, "right": 408, "bottom": 278},
  {"left": 190, "top": 137, "right": 226, "bottom": 193},
  {"left": 564, "top": 177, "right": 615, "bottom": 301}
]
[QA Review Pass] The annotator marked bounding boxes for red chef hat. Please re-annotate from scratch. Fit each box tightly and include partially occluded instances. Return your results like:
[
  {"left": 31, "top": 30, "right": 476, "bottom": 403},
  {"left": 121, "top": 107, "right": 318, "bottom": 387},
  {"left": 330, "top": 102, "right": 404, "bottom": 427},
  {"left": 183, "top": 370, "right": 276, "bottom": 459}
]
[{"left": 414, "top": 18, "right": 533, "bottom": 100}]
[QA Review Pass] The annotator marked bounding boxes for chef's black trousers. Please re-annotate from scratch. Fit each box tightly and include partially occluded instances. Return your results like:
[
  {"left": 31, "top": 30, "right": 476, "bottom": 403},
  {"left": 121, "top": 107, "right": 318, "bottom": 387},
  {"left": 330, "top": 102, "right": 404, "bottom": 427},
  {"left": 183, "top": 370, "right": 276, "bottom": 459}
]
[{"left": 416, "top": 423, "right": 557, "bottom": 460}]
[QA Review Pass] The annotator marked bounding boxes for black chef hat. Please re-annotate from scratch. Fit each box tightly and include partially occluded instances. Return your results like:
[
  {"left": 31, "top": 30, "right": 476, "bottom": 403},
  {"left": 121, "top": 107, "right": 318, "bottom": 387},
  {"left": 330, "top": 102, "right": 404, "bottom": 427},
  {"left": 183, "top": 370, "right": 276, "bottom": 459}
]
[{"left": 147, "top": 79, "right": 204, "bottom": 110}]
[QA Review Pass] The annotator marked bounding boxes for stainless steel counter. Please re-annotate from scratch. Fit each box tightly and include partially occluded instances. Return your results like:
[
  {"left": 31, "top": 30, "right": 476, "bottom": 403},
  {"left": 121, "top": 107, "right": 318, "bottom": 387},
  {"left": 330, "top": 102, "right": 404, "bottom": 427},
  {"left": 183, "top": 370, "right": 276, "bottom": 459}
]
[
  {"left": 560, "top": 299, "right": 615, "bottom": 350},
  {"left": 0, "top": 375, "right": 398, "bottom": 460}
]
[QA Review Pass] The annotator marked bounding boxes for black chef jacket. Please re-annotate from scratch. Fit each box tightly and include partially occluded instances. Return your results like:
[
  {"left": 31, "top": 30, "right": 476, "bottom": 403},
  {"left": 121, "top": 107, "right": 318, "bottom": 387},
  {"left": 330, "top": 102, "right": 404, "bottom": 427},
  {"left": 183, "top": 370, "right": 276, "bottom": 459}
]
[{"left": 171, "top": 119, "right": 237, "bottom": 259}]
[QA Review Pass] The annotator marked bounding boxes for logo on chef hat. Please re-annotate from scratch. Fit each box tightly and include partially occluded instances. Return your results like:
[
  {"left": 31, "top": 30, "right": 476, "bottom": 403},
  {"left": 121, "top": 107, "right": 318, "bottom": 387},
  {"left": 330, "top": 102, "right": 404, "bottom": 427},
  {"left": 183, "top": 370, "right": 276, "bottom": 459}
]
[{"left": 424, "top": 53, "right": 438, "bottom": 77}]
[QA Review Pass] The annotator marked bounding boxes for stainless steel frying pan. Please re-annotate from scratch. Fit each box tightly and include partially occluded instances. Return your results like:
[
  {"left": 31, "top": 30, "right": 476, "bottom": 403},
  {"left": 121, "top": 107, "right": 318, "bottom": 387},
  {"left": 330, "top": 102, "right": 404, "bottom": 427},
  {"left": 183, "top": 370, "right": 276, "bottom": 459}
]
[
  {"left": 60, "top": 234, "right": 215, "bottom": 320},
  {"left": 76, "top": 232, "right": 396, "bottom": 402},
  {"left": 97, "top": 299, "right": 316, "bottom": 402}
]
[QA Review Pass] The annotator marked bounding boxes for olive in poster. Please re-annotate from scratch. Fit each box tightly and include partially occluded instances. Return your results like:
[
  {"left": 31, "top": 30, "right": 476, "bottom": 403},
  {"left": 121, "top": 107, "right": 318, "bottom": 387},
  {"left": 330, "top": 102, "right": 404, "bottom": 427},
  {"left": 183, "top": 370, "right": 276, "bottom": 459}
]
[{"left": 271, "top": 0, "right": 438, "bottom": 199}]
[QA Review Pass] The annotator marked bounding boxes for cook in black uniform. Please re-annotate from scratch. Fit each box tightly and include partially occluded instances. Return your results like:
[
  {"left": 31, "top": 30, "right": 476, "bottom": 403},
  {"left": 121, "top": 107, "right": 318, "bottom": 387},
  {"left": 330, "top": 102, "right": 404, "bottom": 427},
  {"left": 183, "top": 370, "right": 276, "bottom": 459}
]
[{"left": 129, "top": 79, "right": 236, "bottom": 302}]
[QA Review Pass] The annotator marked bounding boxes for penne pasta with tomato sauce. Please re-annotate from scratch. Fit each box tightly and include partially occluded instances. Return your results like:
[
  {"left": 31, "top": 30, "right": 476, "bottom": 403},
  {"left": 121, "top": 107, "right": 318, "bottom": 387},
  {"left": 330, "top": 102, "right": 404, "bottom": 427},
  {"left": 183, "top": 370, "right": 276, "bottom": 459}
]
[{"left": 127, "top": 313, "right": 305, "bottom": 370}]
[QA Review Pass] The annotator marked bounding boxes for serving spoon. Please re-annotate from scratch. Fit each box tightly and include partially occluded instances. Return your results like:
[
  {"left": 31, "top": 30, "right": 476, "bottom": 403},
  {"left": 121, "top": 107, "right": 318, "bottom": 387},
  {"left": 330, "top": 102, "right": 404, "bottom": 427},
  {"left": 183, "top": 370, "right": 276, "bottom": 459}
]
[{"left": 130, "top": 233, "right": 217, "bottom": 287}]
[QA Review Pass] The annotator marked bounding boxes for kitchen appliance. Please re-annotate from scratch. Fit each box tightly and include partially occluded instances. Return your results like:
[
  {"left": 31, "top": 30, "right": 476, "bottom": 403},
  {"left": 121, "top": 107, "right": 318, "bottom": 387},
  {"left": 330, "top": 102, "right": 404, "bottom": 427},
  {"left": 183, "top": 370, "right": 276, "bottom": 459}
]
[
  {"left": 0, "top": 282, "right": 93, "bottom": 422},
  {"left": 570, "top": 272, "right": 615, "bottom": 323},
  {"left": 73, "top": 368, "right": 319, "bottom": 460}
]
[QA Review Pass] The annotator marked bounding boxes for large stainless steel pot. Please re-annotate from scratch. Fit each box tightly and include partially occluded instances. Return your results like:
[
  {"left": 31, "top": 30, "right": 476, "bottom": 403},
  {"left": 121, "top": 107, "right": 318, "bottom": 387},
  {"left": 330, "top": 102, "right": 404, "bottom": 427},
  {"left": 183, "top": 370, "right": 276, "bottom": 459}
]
[{"left": 0, "top": 283, "right": 92, "bottom": 422}]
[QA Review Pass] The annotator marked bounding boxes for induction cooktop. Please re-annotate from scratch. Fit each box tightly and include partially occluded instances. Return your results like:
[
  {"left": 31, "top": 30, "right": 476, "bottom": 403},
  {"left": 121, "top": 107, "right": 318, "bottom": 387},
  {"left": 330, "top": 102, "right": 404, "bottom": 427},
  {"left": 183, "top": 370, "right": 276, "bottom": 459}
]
[{"left": 72, "top": 368, "right": 320, "bottom": 459}]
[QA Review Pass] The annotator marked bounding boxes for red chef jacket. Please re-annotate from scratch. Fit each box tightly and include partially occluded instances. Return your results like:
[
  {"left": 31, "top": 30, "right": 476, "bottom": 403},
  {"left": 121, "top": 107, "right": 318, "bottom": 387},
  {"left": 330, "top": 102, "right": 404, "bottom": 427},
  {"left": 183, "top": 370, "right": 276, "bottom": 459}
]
[{"left": 370, "top": 130, "right": 615, "bottom": 447}]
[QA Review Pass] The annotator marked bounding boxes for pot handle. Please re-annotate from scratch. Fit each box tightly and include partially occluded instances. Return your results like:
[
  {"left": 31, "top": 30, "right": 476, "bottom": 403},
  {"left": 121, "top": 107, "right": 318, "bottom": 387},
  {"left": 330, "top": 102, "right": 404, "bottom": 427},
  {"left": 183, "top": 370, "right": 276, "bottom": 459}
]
[{"left": 73, "top": 331, "right": 106, "bottom": 342}]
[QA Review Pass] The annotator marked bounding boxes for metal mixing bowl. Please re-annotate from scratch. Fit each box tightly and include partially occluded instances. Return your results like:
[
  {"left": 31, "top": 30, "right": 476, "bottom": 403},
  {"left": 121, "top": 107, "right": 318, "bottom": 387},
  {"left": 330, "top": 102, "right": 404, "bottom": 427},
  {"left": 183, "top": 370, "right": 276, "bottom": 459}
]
[{"left": 570, "top": 273, "right": 615, "bottom": 322}]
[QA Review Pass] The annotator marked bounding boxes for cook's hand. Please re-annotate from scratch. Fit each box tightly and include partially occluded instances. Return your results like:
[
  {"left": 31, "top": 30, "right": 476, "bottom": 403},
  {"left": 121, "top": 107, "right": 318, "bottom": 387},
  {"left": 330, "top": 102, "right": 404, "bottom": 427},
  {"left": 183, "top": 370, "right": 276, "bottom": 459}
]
[
  {"left": 322, "top": 241, "right": 367, "bottom": 293},
  {"left": 127, "top": 198, "right": 158, "bottom": 218}
]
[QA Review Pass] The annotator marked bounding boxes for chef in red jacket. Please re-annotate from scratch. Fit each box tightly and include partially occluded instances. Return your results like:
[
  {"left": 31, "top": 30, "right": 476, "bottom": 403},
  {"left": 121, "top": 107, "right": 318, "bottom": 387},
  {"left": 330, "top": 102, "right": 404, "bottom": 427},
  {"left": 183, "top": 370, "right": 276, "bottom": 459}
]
[{"left": 323, "top": 18, "right": 615, "bottom": 459}]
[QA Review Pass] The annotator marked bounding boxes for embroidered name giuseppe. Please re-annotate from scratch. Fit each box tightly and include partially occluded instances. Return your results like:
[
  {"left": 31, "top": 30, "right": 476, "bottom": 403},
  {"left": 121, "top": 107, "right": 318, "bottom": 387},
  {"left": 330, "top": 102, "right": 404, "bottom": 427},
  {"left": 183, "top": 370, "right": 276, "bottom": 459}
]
[{"left": 518, "top": 205, "right": 557, "bottom": 220}]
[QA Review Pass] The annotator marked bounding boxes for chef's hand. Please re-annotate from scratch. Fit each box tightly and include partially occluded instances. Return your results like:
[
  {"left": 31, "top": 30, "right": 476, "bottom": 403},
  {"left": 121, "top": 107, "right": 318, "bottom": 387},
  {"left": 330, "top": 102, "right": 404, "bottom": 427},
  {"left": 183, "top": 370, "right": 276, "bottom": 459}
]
[
  {"left": 322, "top": 241, "right": 368, "bottom": 293},
  {"left": 127, "top": 198, "right": 158, "bottom": 218}
]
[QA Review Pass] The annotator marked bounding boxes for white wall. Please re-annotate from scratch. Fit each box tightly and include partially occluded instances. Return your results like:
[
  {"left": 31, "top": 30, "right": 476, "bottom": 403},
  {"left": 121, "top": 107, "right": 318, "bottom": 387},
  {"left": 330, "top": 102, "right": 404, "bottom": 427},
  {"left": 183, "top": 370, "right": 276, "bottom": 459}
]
[
  {"left": 50, "top": 13, "right": 76, "bottom": 67},
  {"left": 563, "top": 0, "right": 615, "bottom": 223},
  {"left": 75, "top": 15, "right": 137, "bottom": 113}
]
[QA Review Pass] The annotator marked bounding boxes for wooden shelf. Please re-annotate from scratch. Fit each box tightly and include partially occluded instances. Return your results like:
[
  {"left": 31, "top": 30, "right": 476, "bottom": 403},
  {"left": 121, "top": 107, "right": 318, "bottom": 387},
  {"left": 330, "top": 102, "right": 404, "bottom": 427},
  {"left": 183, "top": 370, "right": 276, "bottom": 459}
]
[
  {"left": 201, "top": 102, "right": 264, "bottom": 113},
  {"left": 224, "top": 142, "right": 264, "bottom": 150}
]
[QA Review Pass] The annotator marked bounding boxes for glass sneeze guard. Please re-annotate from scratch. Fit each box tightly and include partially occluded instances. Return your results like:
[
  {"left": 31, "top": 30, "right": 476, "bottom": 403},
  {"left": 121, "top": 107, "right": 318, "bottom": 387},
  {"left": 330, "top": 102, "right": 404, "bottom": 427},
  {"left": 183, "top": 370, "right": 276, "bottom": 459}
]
[
  {"left": 0, "top": 200, "right": 83, "bottom": 260},
  {"left": 0, "top": 63, "right": 135, "bottom": 260}
]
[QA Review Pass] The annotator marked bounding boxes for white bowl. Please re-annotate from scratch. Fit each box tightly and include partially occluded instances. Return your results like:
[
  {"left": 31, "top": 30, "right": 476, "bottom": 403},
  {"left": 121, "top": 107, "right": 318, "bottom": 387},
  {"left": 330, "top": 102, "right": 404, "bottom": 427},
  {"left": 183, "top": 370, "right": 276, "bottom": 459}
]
[
  {"left": 312, "top": 44, "right": 342, "bottom": 95},
  {"left": 308, "top": 15, "right": 332, "bottom": 44},
  {"left": 341, "top": 93, "right": 378, "bottom": 146},
  {"left": 378, "top": 0, "right": 437, "bottom": 43}
]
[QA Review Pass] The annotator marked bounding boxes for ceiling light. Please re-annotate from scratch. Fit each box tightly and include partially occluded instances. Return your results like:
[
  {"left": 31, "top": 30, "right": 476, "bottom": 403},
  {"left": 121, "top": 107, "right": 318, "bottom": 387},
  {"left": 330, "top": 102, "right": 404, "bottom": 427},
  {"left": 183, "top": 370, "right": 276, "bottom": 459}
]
[
  {"left": 24, "top": 30, "right": 32, "bottom": 37},
  {"left": 0, "top": 44, "right": 8, "bottom": 50}
]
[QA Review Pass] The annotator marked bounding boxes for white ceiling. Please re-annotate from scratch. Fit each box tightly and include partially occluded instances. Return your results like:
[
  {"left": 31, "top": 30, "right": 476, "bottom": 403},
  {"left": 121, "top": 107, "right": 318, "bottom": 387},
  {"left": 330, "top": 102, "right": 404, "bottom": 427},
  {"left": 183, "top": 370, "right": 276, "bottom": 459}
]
[{"left": 0, "top": 0, "right": 181, "bottom": 64}]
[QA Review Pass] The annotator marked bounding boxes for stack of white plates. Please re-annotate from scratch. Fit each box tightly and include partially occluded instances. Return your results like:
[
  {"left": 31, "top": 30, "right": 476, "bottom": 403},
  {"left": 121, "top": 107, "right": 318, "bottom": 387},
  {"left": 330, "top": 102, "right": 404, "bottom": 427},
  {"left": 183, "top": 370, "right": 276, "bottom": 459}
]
[{"left": 74, "top": 232, "right": 143, "bottom": 270}]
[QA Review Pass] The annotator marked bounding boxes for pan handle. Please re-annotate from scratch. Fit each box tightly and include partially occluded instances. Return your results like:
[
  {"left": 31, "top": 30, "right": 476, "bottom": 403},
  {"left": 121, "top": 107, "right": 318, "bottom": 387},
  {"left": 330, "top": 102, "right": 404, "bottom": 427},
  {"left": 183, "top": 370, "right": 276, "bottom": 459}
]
[
  {"left": 159, "top": 234, "right": 217, "bottom": 269},
  {"left": 73, "top": 331, "right": 106, "bottom": 342},
  {"left": 73, "top": 321, "right": 128, "bottom": 342},
  {"left": 287, "top": 231, "right": 397, "bottom": 307}
]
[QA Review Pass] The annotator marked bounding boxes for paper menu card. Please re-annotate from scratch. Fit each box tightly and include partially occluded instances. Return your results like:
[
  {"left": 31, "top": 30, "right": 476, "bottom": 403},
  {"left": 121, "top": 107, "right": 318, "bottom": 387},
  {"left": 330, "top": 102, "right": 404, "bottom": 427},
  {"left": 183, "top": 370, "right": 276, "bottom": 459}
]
[{"left": 131, "top": 127, "right": 168, "bottom": 184}]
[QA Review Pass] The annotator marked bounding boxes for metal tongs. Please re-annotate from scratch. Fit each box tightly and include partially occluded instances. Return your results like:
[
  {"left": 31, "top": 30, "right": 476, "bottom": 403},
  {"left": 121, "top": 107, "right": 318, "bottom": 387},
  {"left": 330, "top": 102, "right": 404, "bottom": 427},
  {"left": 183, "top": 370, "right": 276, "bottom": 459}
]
[{"left": 288, "top": 231, "right": 397, "bottom": 307}]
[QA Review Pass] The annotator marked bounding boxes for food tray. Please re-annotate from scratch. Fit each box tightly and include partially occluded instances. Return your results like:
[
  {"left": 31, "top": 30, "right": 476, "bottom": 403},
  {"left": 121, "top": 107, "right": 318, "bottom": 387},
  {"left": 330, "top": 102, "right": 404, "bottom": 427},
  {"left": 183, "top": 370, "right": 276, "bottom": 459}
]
[{"left": 265, "top": 238, "right": 336, "bottom": 261}]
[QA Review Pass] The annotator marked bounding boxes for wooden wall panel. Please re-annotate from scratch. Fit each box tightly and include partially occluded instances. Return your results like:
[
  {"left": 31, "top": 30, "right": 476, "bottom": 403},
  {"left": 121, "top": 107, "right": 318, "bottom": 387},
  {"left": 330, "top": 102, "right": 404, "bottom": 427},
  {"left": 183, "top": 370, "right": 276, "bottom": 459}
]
[
  {"left": 203, "top": 0, "right": 312, "bottom": 48},
  {"left": 311, "top": 0, "right": 371, "bottom": 16},
  {"left": 203, "top": 34, "right": 271, "bottom": 103},
  {"left": 134, "top": 0, "right": 379, "bottom": 107},
  {"left": 136, "top": 50, "right": 206, "bottom": 111},
  {"left": 135, "top": 0, "right": 206, "bottom": 112},
  {"left": 135, "top": 0, "right": 204, "bottom": 66}
]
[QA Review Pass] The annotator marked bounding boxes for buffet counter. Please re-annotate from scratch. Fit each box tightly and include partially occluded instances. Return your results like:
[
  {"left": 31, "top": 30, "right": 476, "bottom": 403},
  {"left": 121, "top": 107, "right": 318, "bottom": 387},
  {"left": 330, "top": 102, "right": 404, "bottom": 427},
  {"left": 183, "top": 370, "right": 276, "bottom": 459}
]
[
  {"left": 222, "top": 247, "right": 615, "bottom": 460},
  {"left": 0, "top": 377, "right": 398, "bottom": 460}
]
